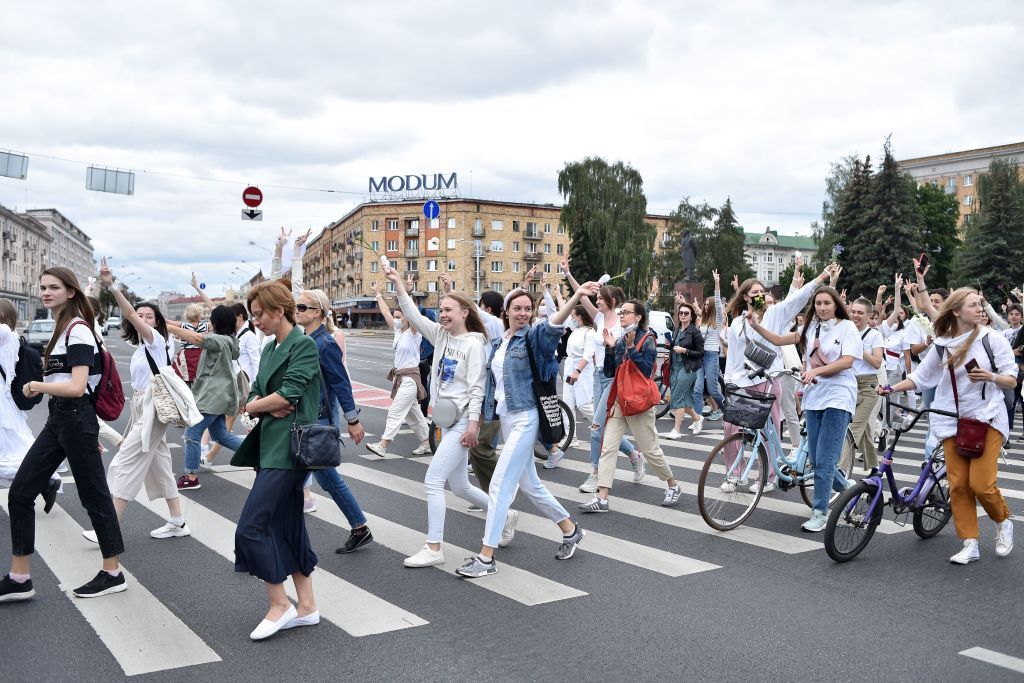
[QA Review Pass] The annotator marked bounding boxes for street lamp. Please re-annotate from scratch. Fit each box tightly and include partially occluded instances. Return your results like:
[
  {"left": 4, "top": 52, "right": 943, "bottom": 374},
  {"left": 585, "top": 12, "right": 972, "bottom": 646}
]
[{"left": 248, "top": 240, "right": 272, "bottom": 254}]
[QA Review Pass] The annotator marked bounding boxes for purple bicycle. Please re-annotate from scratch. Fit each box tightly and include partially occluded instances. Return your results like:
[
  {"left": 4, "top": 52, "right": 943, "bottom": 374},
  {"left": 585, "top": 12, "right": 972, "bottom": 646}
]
[{"left": 823, "top": 400, "right": 955, "bottom": 563}]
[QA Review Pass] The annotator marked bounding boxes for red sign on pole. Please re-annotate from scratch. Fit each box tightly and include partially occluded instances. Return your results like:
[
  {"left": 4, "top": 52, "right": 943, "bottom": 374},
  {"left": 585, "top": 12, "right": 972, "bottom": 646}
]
[{"left": 242, "top": 186, "right": 263, "bottom": 208}]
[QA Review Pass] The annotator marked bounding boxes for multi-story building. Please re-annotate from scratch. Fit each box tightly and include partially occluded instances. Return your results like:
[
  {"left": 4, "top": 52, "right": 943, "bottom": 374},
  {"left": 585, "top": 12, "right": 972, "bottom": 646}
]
[
  {"left": 24, "top": 208, "right": 95, "bottom": 286},
  {"left": 164, "top": 294, "right": 231, "bottom": 323},
  {"left": 0, "top": 205, "right": 54, "bottom": 322},
  {"left": 743, "top": 227, "right": 817, "bottom": 287},
  {"left": 898, "top": 141, "right": 1024, "bottom": 230}
]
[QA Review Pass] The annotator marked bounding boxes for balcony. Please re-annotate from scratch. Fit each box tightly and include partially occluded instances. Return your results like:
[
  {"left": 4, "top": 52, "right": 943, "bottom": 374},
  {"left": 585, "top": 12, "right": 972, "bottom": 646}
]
[
  {"left": 524, "top": 230, "right": 541, "bottom": 241},
  {"left": 524, "top": 252, "right": 541, "bottom": 262},
  {"left": 472, "top": 226, "right": 485, "bottom": 238},
  {"left": 405, "top": 226, "right": 419, "bottom": 237},
  {"left": 405, "top": 248, "right": 420, "bottom": 258},
  {"left": 406, "top": 271, "right": 420, "bottom": 281}
]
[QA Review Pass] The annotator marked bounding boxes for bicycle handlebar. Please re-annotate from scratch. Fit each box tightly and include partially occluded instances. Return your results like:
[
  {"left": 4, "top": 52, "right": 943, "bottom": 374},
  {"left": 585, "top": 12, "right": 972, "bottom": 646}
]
[{"left": 882, "top": 398, "right": 958, "bottom": 433}]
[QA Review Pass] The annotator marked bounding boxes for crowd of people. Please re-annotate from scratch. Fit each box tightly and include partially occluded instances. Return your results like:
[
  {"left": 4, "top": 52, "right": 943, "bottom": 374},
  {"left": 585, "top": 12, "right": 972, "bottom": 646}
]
[{"left": 0, "top": 229, "right": 1020, "bottom": 642}]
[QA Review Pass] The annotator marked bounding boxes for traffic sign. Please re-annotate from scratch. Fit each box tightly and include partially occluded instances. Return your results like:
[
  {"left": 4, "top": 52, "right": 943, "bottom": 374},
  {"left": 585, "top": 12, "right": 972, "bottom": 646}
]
[
  {"left": 242, "top": 186, "right": 263, "bottom": 208},
  {"left": 423, "top": 200, "right": 440, "bottom": 220},
  {"left": 241, "top": 209, "right": 263, "bottom": 221}
]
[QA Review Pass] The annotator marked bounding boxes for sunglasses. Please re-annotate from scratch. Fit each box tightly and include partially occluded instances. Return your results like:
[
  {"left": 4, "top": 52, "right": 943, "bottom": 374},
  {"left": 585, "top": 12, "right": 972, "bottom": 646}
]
[{"left": 296, "top": 304, "right": 321, "bottom": 313}]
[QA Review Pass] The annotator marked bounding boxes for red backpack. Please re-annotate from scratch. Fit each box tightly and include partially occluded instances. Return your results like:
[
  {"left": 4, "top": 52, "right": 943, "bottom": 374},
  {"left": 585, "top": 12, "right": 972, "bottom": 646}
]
[
  {"left": 608, "top": 332, "right": 662, "bottom": 417},
  {"left": 65, "top": 321, "right": 125, "bottom": 421}
]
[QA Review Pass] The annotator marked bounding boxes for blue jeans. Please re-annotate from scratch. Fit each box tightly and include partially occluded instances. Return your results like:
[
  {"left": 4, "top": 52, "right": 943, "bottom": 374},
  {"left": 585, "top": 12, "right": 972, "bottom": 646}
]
[
  {"left": 303, "top": 417, "right": 368, "bottom": 528},
  {"left": 805, "top": 407, "right": 852, "bottom": 513},
  {"left": 184, "top": 413, "right": 244, "bottom": 474},
  {"left": 589, "top": 372, "right": 635, "bottom": 469},
  {"left": 693, "top": 350, "right": 725, "bottom": 410}
]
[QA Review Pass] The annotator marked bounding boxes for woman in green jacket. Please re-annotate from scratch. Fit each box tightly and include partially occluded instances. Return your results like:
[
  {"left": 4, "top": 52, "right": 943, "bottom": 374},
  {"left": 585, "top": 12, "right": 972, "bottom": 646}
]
[{"left": 231, "top": 280, "right": 322, "bottom": 641}]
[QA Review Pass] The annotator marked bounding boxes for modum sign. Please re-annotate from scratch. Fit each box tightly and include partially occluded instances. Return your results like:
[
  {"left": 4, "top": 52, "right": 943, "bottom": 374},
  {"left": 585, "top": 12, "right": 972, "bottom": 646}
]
[{"left": 368, "top": 172, "right": 458, "bottom": 196}]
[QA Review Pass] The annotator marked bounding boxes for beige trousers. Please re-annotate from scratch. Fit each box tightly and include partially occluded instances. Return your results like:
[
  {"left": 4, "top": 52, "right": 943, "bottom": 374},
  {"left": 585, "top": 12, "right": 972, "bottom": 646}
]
[
  {"left": 849, "top": 374, "right": 879, "bottom": 468},
  {"left": 106, "top": 394, "right": 178, "bottom": 502},
  {"left": 598, "top": 403, "right": 673, "bottom": 490}
]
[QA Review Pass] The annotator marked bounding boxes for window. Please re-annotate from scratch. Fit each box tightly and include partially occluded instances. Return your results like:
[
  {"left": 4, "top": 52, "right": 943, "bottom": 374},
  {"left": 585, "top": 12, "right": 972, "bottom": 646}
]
[
  {"left": 765, "top": 254, "right": 773, "bottom": 263},
  {"left": 447, "top": 218, "right": 456, "bottom": 229},
  {"left": 492, "top": 281, "right": 504, "bottom": 293},
  {"left": 386, "top": 240, "right": 398, "bottom": 252},
  {"left": 512, "top": 262, "right": 520, "bottom": 273},
  {"left": 371, "top": 240, "right": 379, "bottom": 251},
  {"left": 512, "top": 241, "right": 520, "bottom": 253},
  {"left": 427, "top": 281, "right": 437, "bottom": 292},
  {"left": 474, "top": 218, "right": 483, "bottom": 230},
  {"left": 964, "top": 195, "right": 974, "bottom": 206},
  {"left": 405, "top": 240, "right": 419, "bottom": 254},
  {"left": 544, "top": 223, "right": 551, "bottom": 234},
  {"left": 767, "top": 271, "right": 773, "bottom": 281},
  {"left": 528, "top": 283, "right": 538, "bottom": 294},
  {"left": 492, "top": 220, "right": 503, "bottom": 231},
  {"left": 427, "top": 259, "right": 437, "bottom": 272},
  {"left": 543, "top": 244, "right": 551, "bottom": 253},
  {"left": 963, "top": 214, "right": 972, "bottom": 224},
  {"left": 406, "top": 260, "right": 418, "bottom": 271},
  {"left": 388, "top": 219, "right": 399, "bottom": 230},
  {"left": 370, "top": 220, "right": 380, "bottom": 232},
  {"left": 751, "top": 254, "right": 758, "bottom": 263},
  {"left": 448, "top": 260, "right": 457, "bottom": 271},
  {"left": 964, "top": 175, "right": 973, "bottom": 187},
  {"left": 557, "top": 224, "right": 566, "bottom": 235},
  {"left": 512, "top": 221, "right": 520, "bottom": 232},
  {"left": 946, "top": 178, "right": 956, "bottom": 190},
  {"left": 490, "top": 240, "right": 504, "bottom": 252},
  {"left": 386, "top": 282, "right": 395, "bottom": 293},
  {"left": 557, "top": 244, "right": 564, "bottom": 255},
  {"left": 447, "top": 238, "right": 457, "bottom": 250},
  {"left": 527, "top": 243, "right": 537, "bottom": 254},
  {"left": 370, "top": 262, "right": 378, "bottom": 273},
  {"left": 430, "top": 218, "right": 439, "bottom": 229},
  {"left": 543, "top": 263, "right": 552, "bottom": 273},
  {"left": 491, "top": 261, "right": 503, "bottom": 273}
]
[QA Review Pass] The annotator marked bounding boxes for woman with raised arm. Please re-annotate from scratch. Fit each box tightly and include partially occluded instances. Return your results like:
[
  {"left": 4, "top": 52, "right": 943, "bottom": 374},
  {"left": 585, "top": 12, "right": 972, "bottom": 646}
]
[
  {"left": 231, "top": 280, "right": 321, "bottom": 640},
  {"left": 382, "top": 265, "right": 493, "bottom": 569},
  {"left": 748, "top": 285, "right": 861, "bottom": 531},
  {"left": 879, "top": 289, "right": 1016, "bottom": 564},
  {"left": 1, "top": 268, "right": 126, "bottom": 602},
  {"left": 847, "top": 297, "right": 884, "bottom": 471},
  {"left": 455, "top": 279, "right": 600, "bottom": 578},
  {"left": 665, "top": 300, "right": 705, "bottom": 438},
  {"left": 694, "top": 270, "right": 726, "bottom": 422},
  {"left": 561, "top": 257, "right": 643, "bottom": 492},
  {"left": 80, "top": 260, "right": 189, "bottom": 544},
  {"left": 364, "top": 281, "right": 431, "bottom": 458}
]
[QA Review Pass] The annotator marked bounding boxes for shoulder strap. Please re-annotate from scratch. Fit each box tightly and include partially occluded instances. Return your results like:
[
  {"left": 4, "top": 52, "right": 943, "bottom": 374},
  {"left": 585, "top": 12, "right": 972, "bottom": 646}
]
[
  {"left": 524, "top": 331, "right": 542, "bottom": 381},
  {"left": 144, "top": 348, "right": 160, "bottom": 377},
  {"left": 982, "top": 332, "right": 995, "bottom": 371},
  {"left": 861, "top": 328, "right": 869, "bottom": 340},
  {"left": 947, "top": 363, "right": 962, "bottom": 414}
]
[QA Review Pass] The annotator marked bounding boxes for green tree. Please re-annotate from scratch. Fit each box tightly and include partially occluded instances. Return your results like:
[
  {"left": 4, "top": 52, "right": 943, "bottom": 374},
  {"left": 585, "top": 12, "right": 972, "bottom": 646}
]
[
  {"left": 811, "top": 154, "right": 861, "bottom": 266},
  {"left": 914, "top": 182, "right": 960, "bottom": 289},
  {"left": 778, "top": 261, "right": 796, "bottom": 291},
  {"left": 703, "top": 198, "right": 754, "bottom": 298},
  {"left": 98, "top": 284, "right": 140, "bottom": 319},
  {"left": 558, "top": 157, "right": 656, "bottom": 297},
  {"left": 651, "top": 198, "right": 717, "bottom": 309},
  {"left": 957, "top": 159, "right": 1024, "bottom": 294}
]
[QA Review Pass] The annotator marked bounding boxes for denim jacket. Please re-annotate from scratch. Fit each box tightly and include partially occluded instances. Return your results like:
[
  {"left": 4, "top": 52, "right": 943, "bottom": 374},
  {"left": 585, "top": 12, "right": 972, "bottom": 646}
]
[
  {"left": 603, "top": 326, "right": 657, "bottom": 379},
  {"left": 309, "top": 325, "right": 359, "bottom": 423},
  {"left": 483, "top": 320, "right": 564, "bottom": 421}
]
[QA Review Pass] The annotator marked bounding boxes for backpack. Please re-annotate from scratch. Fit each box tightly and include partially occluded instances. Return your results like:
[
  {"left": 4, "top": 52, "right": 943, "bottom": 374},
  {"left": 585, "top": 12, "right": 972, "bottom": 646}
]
[
  {"left": 1, "top": 338, "right": 44, "bottom": 411},
  {"left": 65, "top": 321, "right": 125, "bottom": 421},
  {"left": 609, "top": 332, "right": 662, "bottom": 416}
]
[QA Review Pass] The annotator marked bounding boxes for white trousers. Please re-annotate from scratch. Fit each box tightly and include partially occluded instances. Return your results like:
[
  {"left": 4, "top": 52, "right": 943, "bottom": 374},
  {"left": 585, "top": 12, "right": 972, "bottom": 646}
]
[
  {"left": 423, "top": 417, "right": 489, "bottom": 543},
  {"left": 777, "top": 373, "right": 802, "bottom": 448},
  {"left": 382, "top": 376, "right": 429, "bottom": 443},
  {"left": 107, "top": 395, "right": 178, "bottom": 502}
]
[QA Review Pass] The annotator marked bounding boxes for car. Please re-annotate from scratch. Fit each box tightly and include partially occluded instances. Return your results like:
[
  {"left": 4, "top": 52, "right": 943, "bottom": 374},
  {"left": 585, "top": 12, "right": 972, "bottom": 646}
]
[
  {"left": 103, "top": 316, "right": 122, "bottom": 335},
  {"left": 25, "top": 319, "right": 56, "bottom": 351}
]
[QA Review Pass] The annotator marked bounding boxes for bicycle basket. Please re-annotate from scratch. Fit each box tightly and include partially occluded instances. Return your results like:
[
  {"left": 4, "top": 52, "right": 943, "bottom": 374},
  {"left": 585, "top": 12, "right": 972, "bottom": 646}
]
[{"left": 722, "top": 387, "right": 776, "bottom": 430}]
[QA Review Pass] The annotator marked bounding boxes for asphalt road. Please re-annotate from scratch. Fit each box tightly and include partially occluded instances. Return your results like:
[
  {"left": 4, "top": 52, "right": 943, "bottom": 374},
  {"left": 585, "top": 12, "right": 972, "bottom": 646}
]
[{"left": 1, "top": 333, "right": 1023, "bottom": 682}]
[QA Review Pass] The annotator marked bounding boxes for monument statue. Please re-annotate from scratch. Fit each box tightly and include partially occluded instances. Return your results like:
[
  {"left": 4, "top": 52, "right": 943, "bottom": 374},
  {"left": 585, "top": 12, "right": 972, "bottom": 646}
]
[{"left": 680, "top": 229, "right": 697, "bottom": 281}]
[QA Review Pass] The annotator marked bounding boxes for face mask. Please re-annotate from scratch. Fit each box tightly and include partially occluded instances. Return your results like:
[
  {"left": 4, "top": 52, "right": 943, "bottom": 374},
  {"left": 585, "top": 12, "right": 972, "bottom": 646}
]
[
  {"left": 394, "top": 321, "right": 403, "bottom": 331},
  {"left": 623, "top": 323, "right": 637, "bottom": 334}
]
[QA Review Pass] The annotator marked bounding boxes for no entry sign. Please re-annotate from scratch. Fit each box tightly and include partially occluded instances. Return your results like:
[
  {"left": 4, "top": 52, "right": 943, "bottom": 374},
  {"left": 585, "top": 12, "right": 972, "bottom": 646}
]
[{"left": 242, "top": 186, "right": 263, "bottom": 208}]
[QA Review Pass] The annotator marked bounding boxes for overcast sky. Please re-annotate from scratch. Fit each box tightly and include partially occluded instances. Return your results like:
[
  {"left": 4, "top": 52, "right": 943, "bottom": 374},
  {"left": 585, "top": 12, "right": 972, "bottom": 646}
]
[{"left": 2, "top": 0, "right": 1021, "bottom": 298}]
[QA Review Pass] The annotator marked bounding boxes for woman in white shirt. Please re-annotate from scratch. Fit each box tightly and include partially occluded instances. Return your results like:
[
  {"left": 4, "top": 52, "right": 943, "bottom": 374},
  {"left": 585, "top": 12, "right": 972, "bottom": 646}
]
[
  {"left": 0, "top": 300, "right": 46, "bottom": 489},
  {"left": 847, "top": 297, "right": 884, "bottom": 470},
  {"left": 748, "top": 286, "right": 860, "bottom": 532},
  {"left": 365, "top": 282, "right": 431, "bottom": 457},
  {"left": 880, "top": 288, "right": 1016, "bottom": 565},
  {"left": 561, "top": 305, "right": 596, "bottom": 447}
]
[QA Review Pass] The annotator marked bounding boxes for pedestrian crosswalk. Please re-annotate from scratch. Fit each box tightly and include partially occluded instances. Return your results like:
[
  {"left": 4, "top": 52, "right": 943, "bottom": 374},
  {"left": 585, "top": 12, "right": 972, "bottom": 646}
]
[{"left": 4, "top": 414, "right": 1023, "bottom": 677}]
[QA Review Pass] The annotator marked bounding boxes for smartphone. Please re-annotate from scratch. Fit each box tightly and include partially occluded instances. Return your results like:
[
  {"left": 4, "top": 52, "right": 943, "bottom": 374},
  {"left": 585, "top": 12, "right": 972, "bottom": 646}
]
[
  {"left": 964, "top": 358, "right": 980, "bottom": 373},
  {"left": 917, "top": 253, "right": 929, "bottom": 274}
]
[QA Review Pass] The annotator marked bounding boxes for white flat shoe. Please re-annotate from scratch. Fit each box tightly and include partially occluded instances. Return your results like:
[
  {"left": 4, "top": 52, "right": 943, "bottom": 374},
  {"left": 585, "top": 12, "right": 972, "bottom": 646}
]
[
  {"left": 82, "top": 529, "right": 98, "bottom": 544},
  {"left": 282, "top": 610, "right": 321, "bottom": 630},
  {"left": 250, "top": 604, "right": 297, "bottom": 641}
]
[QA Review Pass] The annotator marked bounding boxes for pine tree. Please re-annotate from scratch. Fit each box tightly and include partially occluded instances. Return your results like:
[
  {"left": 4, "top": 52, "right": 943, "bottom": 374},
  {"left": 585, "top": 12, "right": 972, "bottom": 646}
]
[
  {"left": 957, "top": 159, "right": 1024, "bottom": 294},
  {"left": 914, "top": 182, "right": 960, "bottom": 289},
  {"left": 559, "top": 157, "right": 656, "bottom": 296},
  {"left": 706, "top": 198, "right": 754, "bottom": 297},
  {"left": 651, "top": 198, "right": 717, "bottom": 309},
  {"left": 811, "top": 154, "right": 861, "bottom": 266}
]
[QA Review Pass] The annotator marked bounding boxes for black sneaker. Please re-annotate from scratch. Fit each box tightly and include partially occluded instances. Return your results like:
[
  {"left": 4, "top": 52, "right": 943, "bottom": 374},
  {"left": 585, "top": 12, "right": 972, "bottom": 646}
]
[
  {"left": 335, "top": 528, "right": 373, "bottom": 554},
  {"left": 0, "top": 574, "right": 35, "bottom": 602},
  {"left": 73, "top": 570, "right": 127, "bottom": 598},
  {"left": 42, "top": 479, "right": 60, "bottom": 514}
]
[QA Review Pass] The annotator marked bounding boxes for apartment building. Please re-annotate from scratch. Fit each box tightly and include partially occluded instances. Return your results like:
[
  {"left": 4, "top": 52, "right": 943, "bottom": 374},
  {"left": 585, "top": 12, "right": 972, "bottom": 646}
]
[
  {"left": 743, "top": 227, "right": 817, "bottom": 286},
  {"left": 0, "top": 205, "right": 54, "bottom": 321}
]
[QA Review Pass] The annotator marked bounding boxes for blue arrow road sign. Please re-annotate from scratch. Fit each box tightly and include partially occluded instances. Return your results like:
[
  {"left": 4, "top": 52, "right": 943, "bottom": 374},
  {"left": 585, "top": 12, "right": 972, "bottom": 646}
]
[{"left": 423, "top": 200, "right": 440, "bottom": 220}]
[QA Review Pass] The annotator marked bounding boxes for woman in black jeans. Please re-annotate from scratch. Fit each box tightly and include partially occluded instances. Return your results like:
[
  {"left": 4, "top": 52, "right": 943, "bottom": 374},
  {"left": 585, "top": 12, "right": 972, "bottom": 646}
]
[{"left": 1, "top": 267, "right": 126, "bottom": 602}]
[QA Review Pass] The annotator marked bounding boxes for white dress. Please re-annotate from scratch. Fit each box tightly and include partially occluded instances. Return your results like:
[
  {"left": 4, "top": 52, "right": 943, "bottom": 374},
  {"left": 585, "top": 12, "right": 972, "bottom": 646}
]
[{"left": 0, "top": 325, "right": 39, "bottom": 484}]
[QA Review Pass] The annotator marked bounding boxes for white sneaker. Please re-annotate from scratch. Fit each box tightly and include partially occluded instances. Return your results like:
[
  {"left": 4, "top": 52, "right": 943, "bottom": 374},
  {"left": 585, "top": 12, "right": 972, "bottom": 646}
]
[
  {"left": 404, "top": 545, "right": 445, "bottom": 568},
  {"left": 950, "top": 538, "right": 980, "bottom": 565},
  {"left": 412, "top": 442, "right": 432, "bottom": 456},
  {"left": 720, "top": 480, "right": 737, "bottom": 493},
  {"left": 499, "top": 510, "right": 520, "bottom": 548},
  {"left": 56, "top": 461, "right": 70, "bottom": 474},
  {"left": 199, "top": 456, "right": 214, "bottom": 472},
  {"left": 691, "top": 417, "right": 704, "bottom": 435},
  {"left": 996, "top": 519, "right": 1014, "bottom": 558},
  {"left": 664, "top": 430, "right": 683, "bottom": 440},
  {"left": 150, "top": 521, "right": 192, "bottom": 539},
  {"left": 750, "top": 481, "right": 775, "bottom": 493},
  {"left": 578, "top": 474, "right": 598, "bottom": 493},
  {"left": 365, "top": 442, "right": 388, "bottom": 458},
  {"left": 630, "top": 453, "right": 646, "bottom": 483},
  {"left": 567, "top": 439, "right": 581, "bottom": 450},
  {"left": 82, "top": 529, "right": 98, "bottom": 544}
]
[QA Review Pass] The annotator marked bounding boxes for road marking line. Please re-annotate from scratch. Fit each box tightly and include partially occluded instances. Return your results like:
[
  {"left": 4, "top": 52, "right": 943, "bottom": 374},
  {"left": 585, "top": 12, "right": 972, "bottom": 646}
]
[
  {"left": 213, "top": 468, "right": 588, "bottom": 606},
  {"left": 0, "top": 490, "right": 221, "bottom": 677},
  {"left": 959, "top": 646, "right": 1024, "bottom": 673},
  {"left": 133, "top": 488, "right": 427, "bottom": 636},
  {"left": 341, "top": 463, "right": 720, "bottom": 578}
]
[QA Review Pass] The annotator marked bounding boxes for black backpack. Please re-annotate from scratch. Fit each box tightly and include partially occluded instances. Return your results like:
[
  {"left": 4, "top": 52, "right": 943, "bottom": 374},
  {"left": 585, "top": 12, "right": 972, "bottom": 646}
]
[{"left": 2, "top": 338, "right": 44, "bottom": 411}]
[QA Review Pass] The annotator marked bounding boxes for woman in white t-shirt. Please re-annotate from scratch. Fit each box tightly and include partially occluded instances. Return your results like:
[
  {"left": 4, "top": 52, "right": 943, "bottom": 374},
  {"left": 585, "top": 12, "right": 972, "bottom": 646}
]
[
  {"left": 1, "top": 267, "right": 127, "bottom": 602},
  {"left": 561, "top": 305, "right": 596, "bottom": 445},
  {"left": 748, "top": 286, "right": 860, "bottom": 532},
  {"left": 847, "top": 297, "right": 884, "bottom": 470},
  {"left": 365, "top": 282, "right": 430, "bottom": 457},
  {"left": 0, "top": 299, "right": 48, "bottom": 491},
  {"left": 81, "top": 261, "right": 189, "bottom": 543}
]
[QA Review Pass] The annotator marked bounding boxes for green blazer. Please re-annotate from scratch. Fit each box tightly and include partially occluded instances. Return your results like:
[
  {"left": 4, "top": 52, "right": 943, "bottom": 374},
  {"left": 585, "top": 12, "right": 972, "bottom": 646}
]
[{"left": 230, "top": 326, "right": 322, "bottom": 470}]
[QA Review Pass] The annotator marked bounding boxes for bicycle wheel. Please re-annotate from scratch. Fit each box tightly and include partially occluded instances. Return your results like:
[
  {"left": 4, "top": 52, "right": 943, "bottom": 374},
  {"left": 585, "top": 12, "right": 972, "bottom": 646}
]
[
  {"left": 428, "top": 422, "right": 442, "bottom": 454},
  {"left": 697, "top": 433, "right": 768, "bottom": 531},
  {"left": 824, "top": 481, "right": 884, "bottom": 562},
  {"left": 656, "top": 384, "right": 672, "bottom": 419},
  {"left": 799, "top": 428, "right": 857, "bottom": 508},
  {"left": 912, "top": 471, "right": 951, "bottom": 539}
]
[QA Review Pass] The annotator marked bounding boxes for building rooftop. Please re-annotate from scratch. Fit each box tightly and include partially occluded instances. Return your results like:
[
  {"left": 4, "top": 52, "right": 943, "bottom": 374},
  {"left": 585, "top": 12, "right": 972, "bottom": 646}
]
[
  {"left": 744, "top": 228, "right": 816, "bottom": 250},
  {"left": 898, "top": 141, "right": 1024, "bottom": 168}
]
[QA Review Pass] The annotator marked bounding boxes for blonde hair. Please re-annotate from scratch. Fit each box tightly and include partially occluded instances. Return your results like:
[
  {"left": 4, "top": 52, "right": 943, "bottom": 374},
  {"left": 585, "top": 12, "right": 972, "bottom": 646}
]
[
  {"left": 0, "top": 298, "right": 17, "bottom": 330},
  {"left": 934, "top": 287, "right": 981, "bottom": 369},
  {"left": 248, "top": 280, "right": 297, "bottom": 324},
  {"left": 185, "top": 303, "right": 204, "bottom": 323},
  {"left": 304, "top": 289, "right": 336, "bottom": 332},
  {"left": 442, "top": 292, "right": 487, "bottom": 336}
]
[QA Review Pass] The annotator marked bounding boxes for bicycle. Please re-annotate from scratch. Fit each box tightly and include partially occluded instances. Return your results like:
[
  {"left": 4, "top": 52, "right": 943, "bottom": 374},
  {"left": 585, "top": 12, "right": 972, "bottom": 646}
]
[
  {"left": 697, "top": 368, "right": 855, "bottom": 531},
  {"left": 427, "top": 399, "right": 576, "bottom": 456},
  {"left": 823, "top": 400, "right": 954, "bottom": 562}
]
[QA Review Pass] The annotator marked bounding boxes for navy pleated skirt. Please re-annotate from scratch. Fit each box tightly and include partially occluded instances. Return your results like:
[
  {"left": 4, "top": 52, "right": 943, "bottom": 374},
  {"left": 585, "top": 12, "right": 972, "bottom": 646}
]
[{"left": 234, "top": 468, "right": 317, "bottom": 584}]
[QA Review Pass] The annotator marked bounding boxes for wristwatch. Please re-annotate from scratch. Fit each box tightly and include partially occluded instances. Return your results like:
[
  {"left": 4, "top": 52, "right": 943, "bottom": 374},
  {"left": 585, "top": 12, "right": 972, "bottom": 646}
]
[{"left": 347, "top": 418, "right": 360, "bottom": 426}]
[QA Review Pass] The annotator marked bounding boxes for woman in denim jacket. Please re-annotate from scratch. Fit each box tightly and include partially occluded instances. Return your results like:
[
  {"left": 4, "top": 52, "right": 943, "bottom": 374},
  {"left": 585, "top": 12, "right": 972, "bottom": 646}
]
[
  {"left": 580, "top": 300, "right": 683, "bottom": 513},
  {"left": 455, "top": 280, "right": 600, "bottom": 578}
]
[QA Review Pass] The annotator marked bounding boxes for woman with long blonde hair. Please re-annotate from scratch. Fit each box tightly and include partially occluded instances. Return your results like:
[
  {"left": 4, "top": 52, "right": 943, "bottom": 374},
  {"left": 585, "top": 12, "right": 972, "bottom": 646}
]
[{"left": 880, "top": 288, "right": 1016, "bottom": 564}]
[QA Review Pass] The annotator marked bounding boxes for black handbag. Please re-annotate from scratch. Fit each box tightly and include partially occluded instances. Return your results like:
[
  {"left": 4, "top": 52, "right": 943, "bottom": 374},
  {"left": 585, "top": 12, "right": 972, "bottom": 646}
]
[
  {"left": 289, "top": 397, "right": 343, "bottom": 470},
  {"left": 524, "top": 332, "right": 565, "bottom": 444}
]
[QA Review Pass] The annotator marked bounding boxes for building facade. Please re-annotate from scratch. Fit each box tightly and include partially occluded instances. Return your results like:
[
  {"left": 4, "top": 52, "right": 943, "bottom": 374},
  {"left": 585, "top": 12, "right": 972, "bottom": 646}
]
[
  {"left": 0, "top": 205, "right": 54, "bottom": 323},
  {"left": 898, "top": 141, "right": 1024, "bottom": 230},
  {"left": 24, "top": 208, "right": 95, "bottom": 286},
  {"left": 743, "top": 227, "right": 817, "bottom": 287}
]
